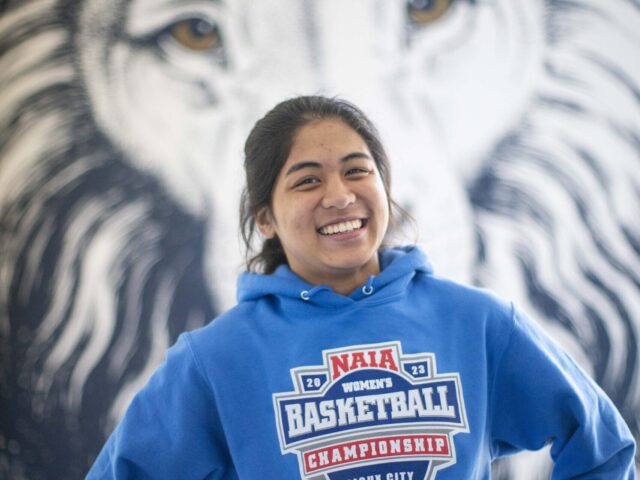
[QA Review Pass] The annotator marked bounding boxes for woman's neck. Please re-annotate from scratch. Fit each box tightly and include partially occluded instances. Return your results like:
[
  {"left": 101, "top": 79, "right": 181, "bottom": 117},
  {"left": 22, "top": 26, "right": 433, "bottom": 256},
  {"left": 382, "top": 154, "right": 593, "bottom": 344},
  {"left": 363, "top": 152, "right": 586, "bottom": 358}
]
[{"left": 294, "top": 261, "right": 381, "bottom": 296}]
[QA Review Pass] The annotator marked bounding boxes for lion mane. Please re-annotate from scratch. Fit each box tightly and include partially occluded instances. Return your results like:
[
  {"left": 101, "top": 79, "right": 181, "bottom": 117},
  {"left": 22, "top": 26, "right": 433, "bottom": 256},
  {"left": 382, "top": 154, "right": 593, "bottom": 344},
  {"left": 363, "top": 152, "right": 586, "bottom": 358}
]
[{"left": 0, "top": 0, "right": 216, "bottom": 477}]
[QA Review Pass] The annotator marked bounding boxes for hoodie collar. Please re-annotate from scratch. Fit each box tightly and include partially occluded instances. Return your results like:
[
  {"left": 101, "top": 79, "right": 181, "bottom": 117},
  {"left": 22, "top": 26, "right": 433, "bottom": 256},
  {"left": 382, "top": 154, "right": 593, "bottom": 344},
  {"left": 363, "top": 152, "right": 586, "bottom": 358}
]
[{"left": 237, "top": 245, "right": 433, "bottom": 308}]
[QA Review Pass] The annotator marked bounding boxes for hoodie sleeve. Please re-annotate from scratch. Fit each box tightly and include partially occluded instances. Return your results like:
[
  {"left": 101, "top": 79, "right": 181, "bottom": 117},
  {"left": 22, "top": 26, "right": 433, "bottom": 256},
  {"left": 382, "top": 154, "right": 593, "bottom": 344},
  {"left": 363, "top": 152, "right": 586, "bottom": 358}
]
[
  {"left": 489, "top": 305, "right": 636, "bottom": 478},
  {"left": 86, "top": 334, "right": 237, "bottom": 480}
]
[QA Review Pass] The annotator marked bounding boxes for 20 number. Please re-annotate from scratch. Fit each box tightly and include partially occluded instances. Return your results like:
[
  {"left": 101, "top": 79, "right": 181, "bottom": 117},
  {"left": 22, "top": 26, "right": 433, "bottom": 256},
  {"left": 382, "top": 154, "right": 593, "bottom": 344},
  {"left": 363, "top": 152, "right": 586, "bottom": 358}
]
[{"left": 305, "top": 377, "right": 322, "bottom": 388}]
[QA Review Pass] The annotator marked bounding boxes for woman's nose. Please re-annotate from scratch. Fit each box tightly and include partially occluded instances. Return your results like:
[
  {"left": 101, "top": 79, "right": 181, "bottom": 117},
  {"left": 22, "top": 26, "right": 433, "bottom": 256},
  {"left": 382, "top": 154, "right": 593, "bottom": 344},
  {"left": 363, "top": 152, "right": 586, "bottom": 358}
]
[{"left": 321, "top": 179, "right": 356, "bottom": 210}]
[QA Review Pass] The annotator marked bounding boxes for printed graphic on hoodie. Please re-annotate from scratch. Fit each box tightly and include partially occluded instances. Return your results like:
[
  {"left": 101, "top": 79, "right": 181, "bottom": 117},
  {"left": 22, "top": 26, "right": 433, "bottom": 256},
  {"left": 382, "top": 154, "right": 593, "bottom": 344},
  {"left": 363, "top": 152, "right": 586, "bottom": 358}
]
[{"left": 273, "top": 341, "right": 469, "bottom": 480}]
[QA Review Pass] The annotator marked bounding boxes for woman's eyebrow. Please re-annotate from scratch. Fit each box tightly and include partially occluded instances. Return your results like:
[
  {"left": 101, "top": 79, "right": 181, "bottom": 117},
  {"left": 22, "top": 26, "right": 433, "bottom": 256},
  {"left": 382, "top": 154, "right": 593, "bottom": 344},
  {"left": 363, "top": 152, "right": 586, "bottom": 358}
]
[
  {"left": 284, "top": 152, "right": 372, "bottom": 177},
  {"left": 341, "top": 152, "right": 372, "bottom": 163},
  {"left": 285, "top": 161, "right": 321, "bottom": 177}
]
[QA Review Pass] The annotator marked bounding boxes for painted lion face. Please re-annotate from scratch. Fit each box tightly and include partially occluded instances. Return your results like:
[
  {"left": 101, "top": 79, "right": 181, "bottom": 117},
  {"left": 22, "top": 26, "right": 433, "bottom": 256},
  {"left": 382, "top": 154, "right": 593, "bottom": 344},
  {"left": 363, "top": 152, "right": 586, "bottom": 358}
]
[{"left": 76, "top": 0, "right": 549, "bottom": 292}]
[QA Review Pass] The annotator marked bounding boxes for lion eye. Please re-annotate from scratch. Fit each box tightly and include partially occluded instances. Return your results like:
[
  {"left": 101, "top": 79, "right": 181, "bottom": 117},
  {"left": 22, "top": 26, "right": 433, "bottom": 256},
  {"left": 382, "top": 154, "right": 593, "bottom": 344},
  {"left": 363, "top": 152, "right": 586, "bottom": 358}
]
[
  {"left": 169, "top": 18, "right": 222, "bottom": 52},
  {"left": 407, "top": 0, "right": 454, "bottom": 26}
]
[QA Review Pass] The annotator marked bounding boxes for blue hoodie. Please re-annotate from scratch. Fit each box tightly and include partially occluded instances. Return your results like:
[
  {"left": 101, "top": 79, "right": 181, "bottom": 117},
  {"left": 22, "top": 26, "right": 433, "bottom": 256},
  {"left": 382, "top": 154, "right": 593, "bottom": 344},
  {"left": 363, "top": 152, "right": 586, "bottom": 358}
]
[{"left": 87, "top": 246, "right": 636, "bottom": 479}]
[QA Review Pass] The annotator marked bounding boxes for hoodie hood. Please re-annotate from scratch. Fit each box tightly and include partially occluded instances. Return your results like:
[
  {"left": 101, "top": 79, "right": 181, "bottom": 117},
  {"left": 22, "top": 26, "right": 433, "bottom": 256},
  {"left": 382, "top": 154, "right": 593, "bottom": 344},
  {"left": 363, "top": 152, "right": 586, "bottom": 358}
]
[{"left": 237, "top": 245, "right": 433, "bottom": 308}]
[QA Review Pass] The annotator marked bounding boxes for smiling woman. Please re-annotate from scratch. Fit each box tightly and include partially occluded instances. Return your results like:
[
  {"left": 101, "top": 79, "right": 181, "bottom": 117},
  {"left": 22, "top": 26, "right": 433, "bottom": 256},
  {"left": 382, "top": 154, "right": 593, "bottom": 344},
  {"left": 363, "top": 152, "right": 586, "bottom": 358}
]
[
  {"left": 254, "top": 118, "right": 390, "bottom": 294},
  {"left": 240, "top": 96, "right": 410, "bottom": 278},
  {"left": 87, "top": 96, "right": 636, "bottom": 480}
]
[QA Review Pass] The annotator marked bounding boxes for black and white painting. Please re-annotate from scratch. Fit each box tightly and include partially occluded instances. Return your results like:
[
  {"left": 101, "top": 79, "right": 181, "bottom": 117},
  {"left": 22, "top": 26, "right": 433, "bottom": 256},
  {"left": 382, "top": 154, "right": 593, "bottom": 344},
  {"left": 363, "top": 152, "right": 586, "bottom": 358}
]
[{"left": 1, "top": 0, "right": 638, "bottom": 478}]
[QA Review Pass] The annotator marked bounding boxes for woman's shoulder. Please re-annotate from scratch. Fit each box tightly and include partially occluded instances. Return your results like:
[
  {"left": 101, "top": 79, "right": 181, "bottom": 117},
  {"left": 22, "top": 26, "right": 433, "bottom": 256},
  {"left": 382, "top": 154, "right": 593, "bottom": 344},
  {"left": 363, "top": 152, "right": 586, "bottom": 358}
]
[
  {"left": 185, "top": 300, "right": 263, "bottom": 352},
  {"left": 421, "top": 270, "right": 513, "bottom": 314},
  {"left": 384, "top": 245, "right": 512, "bottom": 310},
  {"left": 201, "top": 297, "right": 260, "bottom": 328}
]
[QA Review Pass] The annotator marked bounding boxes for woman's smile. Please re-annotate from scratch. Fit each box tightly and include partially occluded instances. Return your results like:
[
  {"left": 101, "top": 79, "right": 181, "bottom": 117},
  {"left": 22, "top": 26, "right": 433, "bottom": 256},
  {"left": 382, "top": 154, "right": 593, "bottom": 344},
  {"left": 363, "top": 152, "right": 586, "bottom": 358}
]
[{"left": 317, "top": 218, "right": 366, "bottom": 236}]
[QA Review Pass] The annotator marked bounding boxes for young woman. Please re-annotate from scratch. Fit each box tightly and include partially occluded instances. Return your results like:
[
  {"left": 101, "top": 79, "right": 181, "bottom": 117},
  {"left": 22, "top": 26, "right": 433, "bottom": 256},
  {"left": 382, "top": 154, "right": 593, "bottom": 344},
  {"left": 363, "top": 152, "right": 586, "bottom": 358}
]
[{"left": 87, "top": 96, "right": 636, "bottom": 479}]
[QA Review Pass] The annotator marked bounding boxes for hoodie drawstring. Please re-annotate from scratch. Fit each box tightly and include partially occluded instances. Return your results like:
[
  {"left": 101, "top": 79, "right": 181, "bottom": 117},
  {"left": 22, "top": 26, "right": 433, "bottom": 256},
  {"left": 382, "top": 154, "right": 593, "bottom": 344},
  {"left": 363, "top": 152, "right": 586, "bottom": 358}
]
[
  {"left": 300, "top": 285, "right": 327, "bottom": 301},
  {"left": 300, "top": 277, "right": 375, "bottom": 300},
  {"left": 362, "top": 275, "right": 375, "bottom": 296}
]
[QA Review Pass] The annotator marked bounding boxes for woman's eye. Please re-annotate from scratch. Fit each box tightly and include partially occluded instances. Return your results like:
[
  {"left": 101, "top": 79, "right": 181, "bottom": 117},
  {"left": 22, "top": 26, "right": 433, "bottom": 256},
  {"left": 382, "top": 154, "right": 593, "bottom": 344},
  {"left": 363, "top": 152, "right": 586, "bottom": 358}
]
[
  {"left": 346, "top": 167, "right": 371, "bottom": 177},
  {"left": 294, "top": 177, "right": 320, "bottom": 188},
  {"left": 407, "top": 0, "right": 454, "bottom": 26},
  {"left": 168, "top": 18, "right": 223, "bottom": 52}
]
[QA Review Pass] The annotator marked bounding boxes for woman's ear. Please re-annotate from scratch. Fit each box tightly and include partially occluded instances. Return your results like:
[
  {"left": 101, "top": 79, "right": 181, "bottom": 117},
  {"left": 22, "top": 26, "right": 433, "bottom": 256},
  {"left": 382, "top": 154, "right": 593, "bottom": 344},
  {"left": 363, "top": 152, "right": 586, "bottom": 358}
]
[{"left": 255, "top": 207, "right": 276, "bottom": 239}]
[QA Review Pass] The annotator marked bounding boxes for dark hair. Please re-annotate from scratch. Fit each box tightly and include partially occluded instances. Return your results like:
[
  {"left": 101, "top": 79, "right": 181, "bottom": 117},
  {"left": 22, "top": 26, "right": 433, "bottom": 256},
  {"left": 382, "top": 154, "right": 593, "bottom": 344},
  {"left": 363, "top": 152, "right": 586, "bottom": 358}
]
[{"left": 240, "top": 95, "right": 412, "bottom": 273}]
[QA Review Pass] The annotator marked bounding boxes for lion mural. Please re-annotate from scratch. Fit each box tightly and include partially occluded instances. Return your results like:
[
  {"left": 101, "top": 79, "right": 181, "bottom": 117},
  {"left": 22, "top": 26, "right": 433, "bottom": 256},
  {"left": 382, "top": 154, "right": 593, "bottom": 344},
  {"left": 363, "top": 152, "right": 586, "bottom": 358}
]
[{"left": 0, "top": 0, "right": 638, "bottom": 478}]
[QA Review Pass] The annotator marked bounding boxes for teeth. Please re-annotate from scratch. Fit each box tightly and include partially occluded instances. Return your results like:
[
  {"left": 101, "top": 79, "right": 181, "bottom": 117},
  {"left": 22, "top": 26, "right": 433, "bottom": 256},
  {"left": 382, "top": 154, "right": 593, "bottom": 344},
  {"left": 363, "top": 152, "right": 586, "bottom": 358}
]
[{"left": 320, "top": 219, "right": 363, "bottom": 235}]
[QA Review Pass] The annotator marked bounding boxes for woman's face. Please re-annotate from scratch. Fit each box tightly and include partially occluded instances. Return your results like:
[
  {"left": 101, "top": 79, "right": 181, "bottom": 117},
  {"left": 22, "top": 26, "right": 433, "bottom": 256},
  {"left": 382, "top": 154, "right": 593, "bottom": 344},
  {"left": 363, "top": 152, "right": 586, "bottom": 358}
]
[{"left": 257, "top": 118, "right": 390, "bottom": 294}]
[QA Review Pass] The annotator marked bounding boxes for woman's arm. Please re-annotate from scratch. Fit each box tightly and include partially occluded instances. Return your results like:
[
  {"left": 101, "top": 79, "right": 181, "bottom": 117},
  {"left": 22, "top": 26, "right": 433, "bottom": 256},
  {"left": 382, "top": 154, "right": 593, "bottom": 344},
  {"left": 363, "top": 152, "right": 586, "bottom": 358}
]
[
  {"left": 489, "top": 306, "right": 636, "bottom": 478},
  {"left": 86, "top": 334, "right": 237, "bottom": 480}
]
